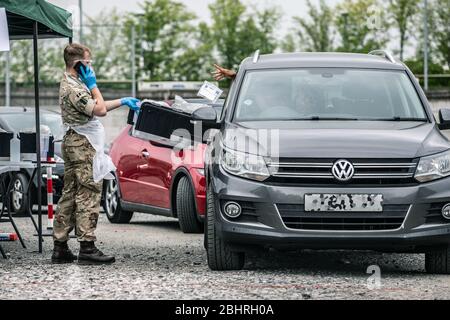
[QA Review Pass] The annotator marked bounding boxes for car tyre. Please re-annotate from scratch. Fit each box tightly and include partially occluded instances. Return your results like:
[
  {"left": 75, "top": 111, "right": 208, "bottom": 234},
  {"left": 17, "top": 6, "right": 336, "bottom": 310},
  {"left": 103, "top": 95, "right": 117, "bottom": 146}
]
[
  {"left": 103, "top": 176, "right": 133, "bottom": 224},
  {"left": 11, "top": 173, "right": 30, "bottom": 215},
  {"left": 176, "top": 176, "right": 203, "bottom": 234},
  {"left": 425, "top": 245, "right": 450, "bottom": 274},
  {"left": 206, "top": 184, "right": 245, "bottom": 271}
]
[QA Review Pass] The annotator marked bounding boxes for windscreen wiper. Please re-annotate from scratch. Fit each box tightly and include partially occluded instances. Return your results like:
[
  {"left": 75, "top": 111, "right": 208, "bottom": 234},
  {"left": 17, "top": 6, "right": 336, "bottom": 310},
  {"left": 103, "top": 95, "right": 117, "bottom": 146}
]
[
  {"left": 308, "top": 116, "right": 360, "bottom": 121},
  {"left": 280, "top": 116, "right": 359, "bottom": 121},
  {"left": 281, "top": 117, "right": 427, "bottom": 121},
  {"left": 375, "top": 117, "right": 428, "bottom": 122}
]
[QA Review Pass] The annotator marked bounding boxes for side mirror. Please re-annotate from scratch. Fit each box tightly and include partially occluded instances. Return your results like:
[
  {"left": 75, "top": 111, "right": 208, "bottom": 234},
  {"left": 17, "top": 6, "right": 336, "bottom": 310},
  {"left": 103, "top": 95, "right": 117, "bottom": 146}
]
[
  {"left": 192, "top": 107, "right": 218, "bottom": 122},
  {"left": 438, "top": 109, "right": 450, "bottom": 130},
  {"left": 191, "top": 107, "right": 221, "bottom": 142}
]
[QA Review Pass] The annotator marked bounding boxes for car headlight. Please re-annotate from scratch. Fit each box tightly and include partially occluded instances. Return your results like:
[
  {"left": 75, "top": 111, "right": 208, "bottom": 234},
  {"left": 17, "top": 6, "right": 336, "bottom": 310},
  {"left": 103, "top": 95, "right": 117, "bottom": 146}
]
[
  {"left": 220, "top": 148, "right": 269, "bottom": 182},
  {"left": 415, "top": 150, "right": 450, "bottom": 182}
]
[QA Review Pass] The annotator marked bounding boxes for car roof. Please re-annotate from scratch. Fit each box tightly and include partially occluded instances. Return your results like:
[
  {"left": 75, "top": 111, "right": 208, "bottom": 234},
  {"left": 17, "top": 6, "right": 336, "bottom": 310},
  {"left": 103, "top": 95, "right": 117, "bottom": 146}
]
[
  {"left": 0, "top": 106, "right": 60, "bottom": 115},
  {"left": 240, "top": 52, "right": 407, "bottom": 71}
]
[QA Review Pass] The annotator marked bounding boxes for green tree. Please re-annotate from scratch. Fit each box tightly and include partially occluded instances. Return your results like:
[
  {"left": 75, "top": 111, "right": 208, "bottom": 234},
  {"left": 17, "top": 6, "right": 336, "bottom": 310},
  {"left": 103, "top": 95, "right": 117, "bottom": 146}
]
[
  {"left": 411, "top": 0, "right": 437, "bottom": 63},
  {"left": 171, "top": 22, "right": 214, "bottom": 81},
  {"left": 335, "top": 0, "right": 389, "bottom": 53},
  {"left": 209, "top": 0, "right": 281, "bottom": 71},
  {"left": 252, "top": 7, "right": 282, "bottom": 54},
  {"left": 281, "top": 34, "right": 297, "bottom": 53},
  {"left": 290, "top": 0, "right": 334, "bottom": 52},
  {"left": 125, "top": 0, "right": 197, "bottom": 81},
  {"left": 7, "top": 40, "right": 65, "bottom": 85},
  {"left": 2, "top": 9, "right": 129, "bottom": 87},
  {"left": 209, "top": 0, "right": 246, "bottom": 71},
  {"left": 388, "top": 0, "right": 420, "bottom": 61},
  {"left": 431, "top": 0, "right": 450, "bottom": 69},
  {"left": 9, "top": 40, "right": 34, "bottom": 84},
  {"left": 82, "top": 9, "right": 130, "bottom": 80},
  {"left": 38, "top": 42, "right": 66, "bottom": 83}
]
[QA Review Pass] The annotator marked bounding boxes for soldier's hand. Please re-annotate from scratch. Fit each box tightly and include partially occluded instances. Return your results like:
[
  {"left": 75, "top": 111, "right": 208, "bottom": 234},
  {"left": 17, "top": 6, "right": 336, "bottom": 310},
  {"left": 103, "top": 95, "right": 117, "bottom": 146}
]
[
  {"left": 121, "top": 97, "right": 141, "bottom": 111},
  {"left": 79, "top": 66, "right": 97, "bottom": 91},
  {"left": 212, "top": 64, "right": 237, "bottom": 81}
]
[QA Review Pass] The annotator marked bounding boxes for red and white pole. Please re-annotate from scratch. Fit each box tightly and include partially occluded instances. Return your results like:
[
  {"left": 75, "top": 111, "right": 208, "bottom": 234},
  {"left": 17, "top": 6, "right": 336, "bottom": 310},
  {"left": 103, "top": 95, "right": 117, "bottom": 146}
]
[{"left": 46, "top": 156, "right": 54, "bottom": 230}]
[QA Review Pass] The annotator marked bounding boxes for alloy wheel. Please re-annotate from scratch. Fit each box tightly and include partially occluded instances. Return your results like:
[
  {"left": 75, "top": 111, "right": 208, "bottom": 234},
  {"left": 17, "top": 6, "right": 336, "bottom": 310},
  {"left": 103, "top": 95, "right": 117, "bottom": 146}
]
[
  {"left": 104, "top": 178, "right": 118, "bottom": 218},
  {"left": 12, "top": 179, "right": 24, "bottom": 211}
]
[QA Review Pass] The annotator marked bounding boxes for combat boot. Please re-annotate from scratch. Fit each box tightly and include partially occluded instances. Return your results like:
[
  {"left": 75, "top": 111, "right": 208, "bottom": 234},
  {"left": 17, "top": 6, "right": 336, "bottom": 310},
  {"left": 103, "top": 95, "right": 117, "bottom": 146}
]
[
  {"left": 78, "top": 241, "right": 115, "bottom": 265},
  {"left": 51, "top": 241, "right": 77, "bottom": 264}
]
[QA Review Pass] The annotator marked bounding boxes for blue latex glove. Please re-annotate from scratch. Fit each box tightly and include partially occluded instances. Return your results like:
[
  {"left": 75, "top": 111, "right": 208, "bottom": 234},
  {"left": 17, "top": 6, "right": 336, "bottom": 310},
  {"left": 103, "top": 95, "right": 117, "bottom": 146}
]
[
  {"left": 79, "top": 65, "right": 97, "bottom": 90},
  {"left": 121, "top": 97, "right": 141, "bottom": 111}
]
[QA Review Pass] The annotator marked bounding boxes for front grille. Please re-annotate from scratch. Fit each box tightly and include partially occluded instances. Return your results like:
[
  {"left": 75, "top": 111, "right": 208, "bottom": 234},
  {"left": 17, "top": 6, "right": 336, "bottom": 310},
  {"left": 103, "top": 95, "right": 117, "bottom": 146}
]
[
  {"left": 425, "top": 203, "right": 450, "bottom": 224},
  {"left": 277, "top": 204, "right": 409, "bottom": 231},
  {"left": 239, "top": 201, "right": 258, "bottom": 217},
  {"left": 266, "top": 158, "right": 419, "bottom": 186}
]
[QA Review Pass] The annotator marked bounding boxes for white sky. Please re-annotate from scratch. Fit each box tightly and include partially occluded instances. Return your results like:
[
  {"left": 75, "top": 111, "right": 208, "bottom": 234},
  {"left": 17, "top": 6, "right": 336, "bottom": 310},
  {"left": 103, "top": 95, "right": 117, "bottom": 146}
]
[
  {"left": 48, "top": 0, "right": 341, "bottom": 34},
  {"left": 49, "top": 0, "right": 341, "bottom": 21}
]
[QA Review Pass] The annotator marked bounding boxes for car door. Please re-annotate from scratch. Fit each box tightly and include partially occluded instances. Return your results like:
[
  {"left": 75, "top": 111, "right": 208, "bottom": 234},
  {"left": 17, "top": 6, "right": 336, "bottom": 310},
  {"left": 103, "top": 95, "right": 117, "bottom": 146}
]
[
  {"left": 116, "top": 129, "right": 151, "bottom": 204},
  {"left": 135, "top": 140, "right": 174, "bottom": 209}
]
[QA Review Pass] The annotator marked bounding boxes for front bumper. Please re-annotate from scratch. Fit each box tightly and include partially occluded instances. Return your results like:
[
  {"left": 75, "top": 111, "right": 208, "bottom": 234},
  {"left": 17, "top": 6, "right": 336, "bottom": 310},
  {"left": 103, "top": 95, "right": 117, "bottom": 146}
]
[{"left": 211, "top": 165, "right": 450, "bottom": 252}]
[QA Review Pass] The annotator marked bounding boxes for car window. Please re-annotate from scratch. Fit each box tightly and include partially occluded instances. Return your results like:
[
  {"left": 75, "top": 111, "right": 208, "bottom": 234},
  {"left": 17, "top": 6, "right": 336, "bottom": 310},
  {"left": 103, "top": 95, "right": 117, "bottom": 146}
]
[
  {"left": 234, "top": 68, "right": 427, "bottom": 122},
  {"left": 1, "top": 113, "right": 64, "bottom": 139},
  {"left": 221, "top": 79, "right": 237, "bottom": 122}
]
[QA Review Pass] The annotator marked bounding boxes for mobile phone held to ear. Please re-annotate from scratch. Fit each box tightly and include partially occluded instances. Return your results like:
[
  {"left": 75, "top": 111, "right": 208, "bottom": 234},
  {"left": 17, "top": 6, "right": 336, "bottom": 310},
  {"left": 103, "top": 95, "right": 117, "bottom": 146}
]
[{"left": 74, "top": 61, "right": 86, "bottom": 76}]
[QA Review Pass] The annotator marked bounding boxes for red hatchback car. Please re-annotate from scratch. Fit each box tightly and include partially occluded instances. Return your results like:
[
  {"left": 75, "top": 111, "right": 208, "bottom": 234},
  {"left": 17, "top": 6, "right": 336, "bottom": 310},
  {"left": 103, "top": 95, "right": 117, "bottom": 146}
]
[{"left": 103, "top": 99, "right": 223, "bottom": 233}]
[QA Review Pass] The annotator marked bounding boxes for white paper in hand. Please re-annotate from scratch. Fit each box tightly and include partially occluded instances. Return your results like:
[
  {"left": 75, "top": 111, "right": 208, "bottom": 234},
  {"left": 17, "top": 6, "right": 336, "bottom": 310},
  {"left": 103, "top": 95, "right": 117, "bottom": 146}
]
[{"left": 197, "top": 81, "right": 223, "bottom": 103}]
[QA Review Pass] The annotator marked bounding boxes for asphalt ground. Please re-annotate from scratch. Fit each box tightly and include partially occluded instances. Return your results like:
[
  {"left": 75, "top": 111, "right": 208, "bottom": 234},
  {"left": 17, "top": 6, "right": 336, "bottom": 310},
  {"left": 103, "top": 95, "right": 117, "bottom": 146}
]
[{"left": 1, "top": 212, "right": 449, "bottom": 300}]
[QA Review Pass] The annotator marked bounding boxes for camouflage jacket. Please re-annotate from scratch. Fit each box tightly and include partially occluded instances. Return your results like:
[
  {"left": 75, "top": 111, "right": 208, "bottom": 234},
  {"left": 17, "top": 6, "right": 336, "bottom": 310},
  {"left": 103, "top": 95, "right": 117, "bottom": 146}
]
[{"left": 59, "top": 72, "right": 96, "bottom": 127}]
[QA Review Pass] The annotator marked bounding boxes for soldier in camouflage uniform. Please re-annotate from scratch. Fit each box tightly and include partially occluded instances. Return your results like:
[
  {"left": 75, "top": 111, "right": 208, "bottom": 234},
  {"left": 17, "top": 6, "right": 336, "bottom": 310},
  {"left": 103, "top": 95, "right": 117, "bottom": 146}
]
[{"left": 52, "top": 43, "right": 140, "bottom": 264}]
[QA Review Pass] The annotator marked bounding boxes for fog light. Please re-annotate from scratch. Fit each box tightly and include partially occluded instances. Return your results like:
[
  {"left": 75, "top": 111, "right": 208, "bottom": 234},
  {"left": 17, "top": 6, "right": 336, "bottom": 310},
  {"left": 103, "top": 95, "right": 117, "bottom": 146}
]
[
  {"left": 223, "top": 202, "right": 242, "bottom": 219},
  {"left": 442, "top": 204, "right": 450, "bottom": 220}
]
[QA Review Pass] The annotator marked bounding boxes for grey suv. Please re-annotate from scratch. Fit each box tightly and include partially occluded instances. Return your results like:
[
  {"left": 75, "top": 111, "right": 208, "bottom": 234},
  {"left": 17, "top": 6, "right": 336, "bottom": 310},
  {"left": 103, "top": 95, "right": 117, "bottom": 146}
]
[{"left": 198, "top": 51, "right": 450, "bottom": 273}]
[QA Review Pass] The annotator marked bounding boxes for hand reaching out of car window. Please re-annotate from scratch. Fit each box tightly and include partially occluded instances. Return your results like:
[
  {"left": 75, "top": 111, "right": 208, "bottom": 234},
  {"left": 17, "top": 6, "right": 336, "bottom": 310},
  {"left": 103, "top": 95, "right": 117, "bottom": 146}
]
[{"left": 212, "top": 64, "right": 237, "bottom": 81}]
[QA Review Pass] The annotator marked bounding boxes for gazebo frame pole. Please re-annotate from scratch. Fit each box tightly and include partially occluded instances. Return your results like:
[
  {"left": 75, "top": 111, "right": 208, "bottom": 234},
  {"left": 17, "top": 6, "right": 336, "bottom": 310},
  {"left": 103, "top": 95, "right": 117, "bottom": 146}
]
[{"left": 33, "top": 21, "right": 43, "bottom": 253}]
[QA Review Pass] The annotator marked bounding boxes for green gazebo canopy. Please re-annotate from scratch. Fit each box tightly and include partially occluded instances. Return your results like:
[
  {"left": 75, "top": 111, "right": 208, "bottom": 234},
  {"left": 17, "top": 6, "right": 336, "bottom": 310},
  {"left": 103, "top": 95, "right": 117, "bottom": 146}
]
[{"left": 1, "top": 0, "right": 73, "bottom": 39}]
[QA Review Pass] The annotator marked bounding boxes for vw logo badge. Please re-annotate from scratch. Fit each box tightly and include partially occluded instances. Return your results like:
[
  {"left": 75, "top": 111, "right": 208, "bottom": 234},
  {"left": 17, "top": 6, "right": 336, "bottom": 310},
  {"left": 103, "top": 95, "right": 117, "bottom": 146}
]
[{"left": 332, "top": 159, "right": 355, "bottom": 181}]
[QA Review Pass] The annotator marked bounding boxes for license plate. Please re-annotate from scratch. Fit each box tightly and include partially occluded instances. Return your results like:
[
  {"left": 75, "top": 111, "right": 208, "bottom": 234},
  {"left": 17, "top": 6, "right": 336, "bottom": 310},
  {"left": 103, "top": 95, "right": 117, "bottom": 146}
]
[{"left": 304, "top": 194, "right": 383, "bottom": 212}]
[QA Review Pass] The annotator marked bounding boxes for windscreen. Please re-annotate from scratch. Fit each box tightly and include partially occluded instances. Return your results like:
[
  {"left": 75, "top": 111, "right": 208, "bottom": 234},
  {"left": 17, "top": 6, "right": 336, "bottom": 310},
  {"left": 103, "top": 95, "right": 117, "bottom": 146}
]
[
  {"left": 1, "top": 113, "right": 63, "bottom": 139},
  {"left": 234, "top": 68, "right": 427, "bottom": 122}
]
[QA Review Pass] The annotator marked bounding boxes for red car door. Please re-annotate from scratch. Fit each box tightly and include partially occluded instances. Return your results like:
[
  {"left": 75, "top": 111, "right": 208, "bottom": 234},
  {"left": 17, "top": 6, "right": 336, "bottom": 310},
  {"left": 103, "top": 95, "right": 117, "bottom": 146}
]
[
  {"left": 116, "top": 130, "right": 151, "bottom": 204},
  {"left": 135, "top": 140, "right": 173, "bottom": 209}
]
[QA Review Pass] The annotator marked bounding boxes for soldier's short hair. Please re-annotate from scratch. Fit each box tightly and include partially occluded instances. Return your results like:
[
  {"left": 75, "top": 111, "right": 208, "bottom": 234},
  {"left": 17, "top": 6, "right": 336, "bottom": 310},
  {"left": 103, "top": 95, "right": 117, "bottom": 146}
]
[{"left": 64, "top": 43, "right": 91, "bottom": 68}]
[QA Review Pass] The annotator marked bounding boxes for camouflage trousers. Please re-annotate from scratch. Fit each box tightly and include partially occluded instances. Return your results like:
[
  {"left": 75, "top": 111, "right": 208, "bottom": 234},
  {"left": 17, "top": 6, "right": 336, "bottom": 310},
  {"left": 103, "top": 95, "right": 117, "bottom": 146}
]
[{"left": 53, "top": 130, "right": 103, "bottom": 243}]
